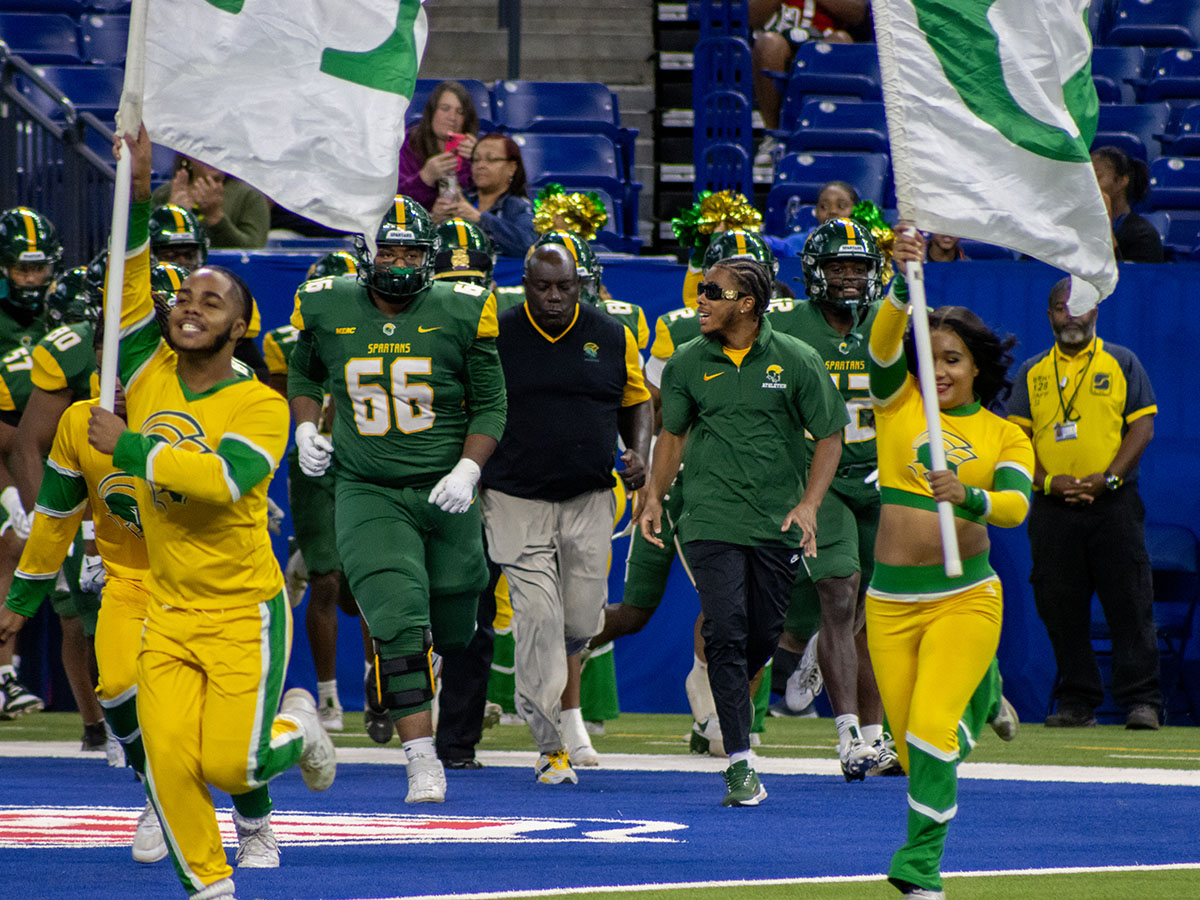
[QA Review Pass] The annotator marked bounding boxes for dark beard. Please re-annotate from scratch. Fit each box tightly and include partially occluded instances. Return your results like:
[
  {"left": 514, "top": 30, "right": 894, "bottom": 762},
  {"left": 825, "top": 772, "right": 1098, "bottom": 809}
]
[{"left": 177, "top": 324, "right": 235, "bottom": 358}]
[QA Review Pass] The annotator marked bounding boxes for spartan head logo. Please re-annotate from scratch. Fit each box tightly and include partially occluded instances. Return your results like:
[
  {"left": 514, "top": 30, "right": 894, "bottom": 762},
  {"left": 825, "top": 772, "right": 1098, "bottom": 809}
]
[
  {"left": 765, "top": 364, "right": 783, "bottom": 384},
  {"left": 908, "top": 430, "right": 978, "bottom": 478},
  {"left": 140, "top": 411, "right": 211, "bottom": 510},
  {"left": 97, "top": 472, "right": 143, "bottom": 538}
]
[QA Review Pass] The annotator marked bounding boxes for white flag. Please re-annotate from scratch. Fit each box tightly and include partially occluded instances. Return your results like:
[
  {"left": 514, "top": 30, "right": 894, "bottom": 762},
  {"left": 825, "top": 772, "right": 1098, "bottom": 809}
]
[
  {"left": 142, "top": 0, "right": 427, "bottom": 236},
  {"left": 874, "top": 0, "right": 1117, "bottom": 311}
]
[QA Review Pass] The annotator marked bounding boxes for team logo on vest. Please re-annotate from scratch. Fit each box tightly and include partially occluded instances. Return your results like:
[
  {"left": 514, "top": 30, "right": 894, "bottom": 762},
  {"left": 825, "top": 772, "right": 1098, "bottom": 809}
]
[
  {"left": 908, "top": 431, "right": 977, "bottom": 478},
  {"left": 97, "top": 472, "right": 143, "bottom": 538},
  {"left": 583, "top": 342, "right": 599, "bottom": 361},
  {"left": 762, "top": 364, "right": 786, "bottom": 389},
  {"left": 383, "top": 323, "right": 396, "bottom": 336},
  {"left": 141, "top": 411, "right": 211, "bottom": 510},
  {"left": 1091, "top": 372, "right": 1111, "bottom": 395}
]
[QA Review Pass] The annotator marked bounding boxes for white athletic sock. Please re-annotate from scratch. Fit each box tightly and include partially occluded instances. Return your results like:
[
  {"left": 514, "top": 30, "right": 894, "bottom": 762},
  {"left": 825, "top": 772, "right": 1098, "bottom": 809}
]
[
  {"left": 835, "top": 714, "right": 861, "bottom": 751},
  {"left": 0, "top": 664, "right": 13, "bottom": 679},
  {"left": 316, "top": 679, "right": 339, "bottom": 705},
  {"left": 729, "top": 749, "right": 753, "bottom": 766},
  {"left": 402, "top": 736, "right": 436, "bottom": 763},
  {"left": 861, "top": 723, "right": 883, "bottom": 744},
  {"left": 685, "top": 654, "right": 717, "bottom": 724},
  {"left": 559, "top": 706, "right": 591, "bottom": 749}
]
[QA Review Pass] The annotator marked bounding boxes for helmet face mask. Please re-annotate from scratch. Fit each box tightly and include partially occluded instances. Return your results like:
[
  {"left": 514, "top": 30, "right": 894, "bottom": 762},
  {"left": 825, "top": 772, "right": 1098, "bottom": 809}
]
[
  {"left": 363, "top": 197, "right": 436, "bottom": 302},
  {"left": 801, "top": 218, "right": 883, "bottom": 315},
  {"left": 702, "top": 230, "right": 778, "bottom": 278},
  {"left": 433, "top": 218, "right": 494, "bottom": 287},
  {"left": 149, "top": 205, "right": 209, "bottom": 269},
  {"left": 529, "top": 231, "right": 601, "bottom": 305},
  {"left": 46, "top": 267, "right": 101, "bottom": 329},
  {"left": 0, "top": 206, "right": 63, "bottom": 319}
]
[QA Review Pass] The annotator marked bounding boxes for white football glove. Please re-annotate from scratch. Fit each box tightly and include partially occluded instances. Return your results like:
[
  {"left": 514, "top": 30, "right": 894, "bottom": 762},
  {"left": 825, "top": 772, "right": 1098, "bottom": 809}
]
[
  {"left": 0, "top": 486, "right": 31, "bottom": 540},
  {"left": 80, "top": 554, "right": 107, "bottom": 594},
  {"left": 428, "top": 458, "right": 481, "bottom": 514},
  {"left": 266, "top": 496, "right": 285, "bottom": 534},
  {"left": 295, "top": 421, "right": 333, "bottom": 477}
]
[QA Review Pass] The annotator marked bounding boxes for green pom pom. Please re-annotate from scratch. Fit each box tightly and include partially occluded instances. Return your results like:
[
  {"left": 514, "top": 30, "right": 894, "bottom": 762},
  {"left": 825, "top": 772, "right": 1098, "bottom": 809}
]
[{"left": 850, "top": 200, "right": 889, "bottom": 232}]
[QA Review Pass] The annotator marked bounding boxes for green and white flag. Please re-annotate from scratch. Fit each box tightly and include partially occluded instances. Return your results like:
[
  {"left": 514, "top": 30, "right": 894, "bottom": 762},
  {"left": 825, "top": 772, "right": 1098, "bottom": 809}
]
[
  {"left": 874, "top": 0, "right": 1117, "bottom": 311},
  {"left": 142, "top": 0, "right": 427, "bottom": 236}
]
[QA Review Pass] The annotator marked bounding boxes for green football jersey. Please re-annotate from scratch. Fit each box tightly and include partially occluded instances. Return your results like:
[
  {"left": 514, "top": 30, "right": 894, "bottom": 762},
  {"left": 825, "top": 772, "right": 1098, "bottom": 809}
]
[
  {"left": 0, "top": 345, "right": 35, "bottom": 418},
  {"left": 601, "top": 298, "right": 649, "bottom": 351},
  {"left": 31, "top": 322, "right": 97, "bottom": 400},
  {"left": 290, "top": 276, "right": 507, "bottom": 488},
  {"left": 263, "top": 323, "right": 299, "bottom": 378},
  {"left": 0, "top": 304, "right": 46, "bottom": 355},
  {"left": 770, "top": 299, "right": 879, "bottom": 468},
  {"left": 495, "top": 285, "right": 526, "bottom": 313}
]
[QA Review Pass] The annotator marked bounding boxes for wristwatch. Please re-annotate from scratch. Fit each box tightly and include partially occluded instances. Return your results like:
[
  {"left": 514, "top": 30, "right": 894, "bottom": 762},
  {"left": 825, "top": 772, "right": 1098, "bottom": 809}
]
[{"left": 1104, "top": 471, "right": 1123, "bottom": 491}]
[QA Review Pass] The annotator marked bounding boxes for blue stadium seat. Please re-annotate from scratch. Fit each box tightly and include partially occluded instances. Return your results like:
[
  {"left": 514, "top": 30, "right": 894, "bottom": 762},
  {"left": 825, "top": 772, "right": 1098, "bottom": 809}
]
[
  {"left": 1142, "top": 48, "right": 1200, "bottom": 102},
  {"left": 787, "top": 42, "right": 881, "bottom": 101},
  {"left": 696, "top": 141, "right": 752, "bottom": 197},
  {"left": 688, "top": 0, "right": 750, "bottom": 38},
  {"left": 1162, "top": 102, "right": 1200, "bottom": 155},
  {"left": 88, "top": 0, "right": 132, "bottom": 10},
  {"left": 695, "top": 90, "right": 751, "bottom": 159},
  {"left": 763, "top": 197, "right": 817, "bottom": 236},
  {"left": 510, "top": 133, "right": 623, "bottom": 195},
  {"left": 406, "top": 78, "right": 495, "bottom": 132},
  {"left": 692, "top": 36, "right": 753, "bottom": 99},
  {"left": 775, "top": 80, "right": 862, "bottom": 134},
  {"left": 786, "top": 99, "right": 888, "bottom": 154},
  {"left": 1090, "top": 46, "right": 1146, "bottom": 103},
  {"left": 0, "top": 1, "right": 85, "bottom": 11},
  {"left": 494, "top": 81, "right": 618, "bottom": 135},
  {"left": 1088, "top": 0, "right": 1118, "bottom": 44},
  {"left": 1150, "top": 208, "right": 1200, "bottom": 255},
  {"left": 80, "top": 13, "right": 128, "bottom": 65},
  {"left": 1107, "top": 0, "right": 1200, "bottom": 48},
  {"left": 1149, "top": 156, "right": 1200, "bottom": 208},
  {"left": 18, "top": 64, "right": 123, "bottom": 121},
  {"left": 0, "top": 13, "right": 80, "bottom": 64},
  {"left": 1092, "top": 103, "right": 1170, "bottom": 161},
  {"left": 956, "top": 239, "right": 1019, "bottom": 261},
  {"left": 773, "top": 151, "right": 888, "bottom": 206}
]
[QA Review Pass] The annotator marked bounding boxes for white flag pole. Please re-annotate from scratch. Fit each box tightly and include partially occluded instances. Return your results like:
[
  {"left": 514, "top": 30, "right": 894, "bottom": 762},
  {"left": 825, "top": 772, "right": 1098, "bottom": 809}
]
[
  {"left": 905, "top": 258, "right": 963, "bottom": 578},
  {"left": 99, "top": 0, "right": 147, "bottom": 412}
]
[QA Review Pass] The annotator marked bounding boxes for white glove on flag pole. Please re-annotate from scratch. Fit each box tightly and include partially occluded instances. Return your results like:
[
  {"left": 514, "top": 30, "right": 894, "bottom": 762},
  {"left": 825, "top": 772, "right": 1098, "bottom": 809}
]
[
  {"left": 141, "top": 0, "right": 428, "bottom": 238},
  {"left": 873, "top": 0, "right": 1118, "bottom": 576}
]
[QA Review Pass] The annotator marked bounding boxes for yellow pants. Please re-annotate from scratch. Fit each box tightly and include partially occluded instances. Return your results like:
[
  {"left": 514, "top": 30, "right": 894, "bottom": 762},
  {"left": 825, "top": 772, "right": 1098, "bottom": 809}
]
[
  {"left": 138, "top": 591, "right": 302, "bottom": 893},
  {"left": 94, "top": 577, "right": 149, "bottom": 702},
  {"left": 865, "top": 577, "right": 1002, "bottom": 771}
]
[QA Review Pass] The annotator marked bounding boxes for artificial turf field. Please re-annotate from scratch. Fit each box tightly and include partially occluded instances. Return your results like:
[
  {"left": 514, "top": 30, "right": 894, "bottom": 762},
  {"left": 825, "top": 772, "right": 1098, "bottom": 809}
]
[{"left": 2, "top": 713, "right": 1198, "bottom": 900}]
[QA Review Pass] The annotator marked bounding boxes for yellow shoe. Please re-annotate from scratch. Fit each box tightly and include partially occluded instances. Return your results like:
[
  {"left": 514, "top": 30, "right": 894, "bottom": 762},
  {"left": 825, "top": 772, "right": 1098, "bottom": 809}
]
[{"left": 535, "top": 749, "right": 578, "bottom": 784}]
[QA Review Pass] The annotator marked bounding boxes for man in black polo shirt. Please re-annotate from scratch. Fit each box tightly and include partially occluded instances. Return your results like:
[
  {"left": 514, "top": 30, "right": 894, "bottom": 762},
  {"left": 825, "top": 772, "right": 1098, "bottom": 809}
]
[
  {"left": 637, "top": 256, "right": 847, "bottom": 807},
  {"left": 481, "top": 244, "right": 652, "bottom": 786}
]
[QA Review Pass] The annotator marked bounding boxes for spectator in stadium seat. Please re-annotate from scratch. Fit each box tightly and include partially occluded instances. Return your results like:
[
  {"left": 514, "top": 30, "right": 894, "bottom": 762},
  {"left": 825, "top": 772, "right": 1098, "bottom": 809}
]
[
  {"left": 780, "top": 180, "right": 859, "bottom": 255},
  {"left": 925, "top": 234, "right": 968, "bottom": 262},
  {"left": 398, "top": 80, "right": 479, "bottom": 212},
  {"left": 433, "top": 134, "right": 536, "bottom": 258},
  {"left": 750, "top": 0, "right": 870, "bottom": 168},
  {"left": 1091, "top": 146, "right": 1164, "bottom": 264},
  {"left": 151, "top": 156, "right": 270, "bottom": 249}
]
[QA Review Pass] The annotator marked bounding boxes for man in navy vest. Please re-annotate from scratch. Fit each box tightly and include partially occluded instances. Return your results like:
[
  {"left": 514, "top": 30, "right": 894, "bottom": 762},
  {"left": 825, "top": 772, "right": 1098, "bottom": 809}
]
[{"left": 481, "top": 244, "right": 652, "bottom": 786}]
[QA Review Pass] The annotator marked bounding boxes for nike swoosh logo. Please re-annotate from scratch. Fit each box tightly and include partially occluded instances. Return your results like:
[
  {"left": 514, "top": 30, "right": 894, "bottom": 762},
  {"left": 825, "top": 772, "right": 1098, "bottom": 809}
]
[
  {"left": 418, "top": 326, "right": 441, "bottom": 333},
  {"left": 703, "top": 372, "right": 724, "bottom": 381}
]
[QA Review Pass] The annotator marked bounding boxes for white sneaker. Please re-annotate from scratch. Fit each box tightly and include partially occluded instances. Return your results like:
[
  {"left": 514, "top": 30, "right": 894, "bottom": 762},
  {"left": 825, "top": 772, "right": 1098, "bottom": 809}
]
[
  {"left": 535, "top": 750, "right": 578, "bottom": 784},
  {"left": 584, "top": 720, "right": 605, "bottom": 736},
  {"left": 105, "top": 723, "right": 123, "bottom": 767},
  {"left": 754, "top": 134, "right": 779, "bottom": 167},
  {"left": 560, "top": 708, "right": 600, "bottom": 767},
  {"left": 279, "top": 688, "right": 336, "bottom": 792},
  {"left": 132, "top": 800, "right": 167, "bottom": 863},
  {"left": 868, "top": 732, "right": 905, "bottom": 776},
  {"left": 233, "top": 810, "right": 279, "bottom": 868},
  {"left": 989, "top": 694, "right": 1019, "bottom": 742},
  {"left": 688, "top": 717, "right": 726, "bottom": 758},
  {"left": 191, "top": 877, "right": 237, "bottom": 900},
  {"left": 405, "top": 755, "right": 446, "bottom": 803},
  {"left": 787, "top": 632, "right": 824, "bottom": 712},
  {"left": 0, "top": 672, "right": 43, "bottom": 719},
  {"left": 317, "top": 696, "right": 343, "bottom": 732},
  {"left": 840, "top": 736, "right": 878, "bottom": 782}
]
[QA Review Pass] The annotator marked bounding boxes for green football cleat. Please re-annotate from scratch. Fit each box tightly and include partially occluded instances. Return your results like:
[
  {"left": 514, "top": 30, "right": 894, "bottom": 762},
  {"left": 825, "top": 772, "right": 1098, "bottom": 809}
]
[{"left": 721, "top": 760, "right": 767, "bottom": 807}]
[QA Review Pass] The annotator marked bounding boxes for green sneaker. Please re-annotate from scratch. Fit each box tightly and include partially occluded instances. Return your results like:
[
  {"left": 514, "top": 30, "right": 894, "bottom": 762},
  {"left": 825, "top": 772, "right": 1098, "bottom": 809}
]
[{"left": 721, "top": 760, "right": 767, "bottom": 807}]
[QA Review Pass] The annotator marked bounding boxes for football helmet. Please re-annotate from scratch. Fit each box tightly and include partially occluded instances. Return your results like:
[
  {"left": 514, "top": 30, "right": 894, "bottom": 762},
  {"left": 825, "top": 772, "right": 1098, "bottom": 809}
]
[
  {"left": 45, "top": 267, "right": 101, "bottom": 329},
  {"left": 149, "top": 204, "right": 209, "bottom": 269},
  {"left": 702, "top": 229, "right": 779, "bottom": 277},
  {"left": 150, "top": 262, "right": 191, "bottom": 306},
  {"left": 529, "top": 230, "right": 602, "bottom": 305},
  {"left": 0, "top": 206, "right": 63, "bottom": 319},
  {"left": 801, "top": 218, "right": 883, "bottom": 313},
  {"left": 308, "top": 250, "right": 359, "bottom": 280},
  {"left": 361, "top": 196, "right": 436, "bottom": 302},
  {"left": 433, "top": 218, "right": 494, "bottom": 286}
]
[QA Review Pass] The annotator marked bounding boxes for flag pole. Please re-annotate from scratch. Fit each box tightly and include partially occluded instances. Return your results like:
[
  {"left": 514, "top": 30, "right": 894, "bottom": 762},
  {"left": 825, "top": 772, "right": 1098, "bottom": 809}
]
[
  {"left": 904, "top": 257, "right": 963, "bottom": 578},
  {"left": 99, "top": 0, "right": 147, "bottom": 412}
]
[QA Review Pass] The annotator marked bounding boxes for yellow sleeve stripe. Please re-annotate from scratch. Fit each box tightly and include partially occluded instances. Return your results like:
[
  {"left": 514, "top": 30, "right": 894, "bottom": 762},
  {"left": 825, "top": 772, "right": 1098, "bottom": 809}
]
[
  {"left": 621, "top": 326, "right": 652, "bottom": 407},
  {"left": 0, "top": 375, "right": 14, "bottom": 413},
  {"left": 636, "top": 306, "right": 649, "bottom": 350},
  {"left": 31, "top": 345, "right": 69, "bottom": 392},
  {"left": 477, "top": 293, "right": 499, "bottom": 339},
  {"left": 290, "top": 291, "right": 306, "bottom": 331},
  {"left": 1006, "top": 414, "right": 1033, "bottom": 428},
  {"left": 246, "top": 299, "right": 262, "bottom": 339},
  {"left": 650, "top": 317, "right": 675, "bottom": 361},
  {"left": 263, "top": 335, "right": 288, "bottom": 377},
  {"left": 1126, "top": 405, "right": 1157, "bottom": 424}
]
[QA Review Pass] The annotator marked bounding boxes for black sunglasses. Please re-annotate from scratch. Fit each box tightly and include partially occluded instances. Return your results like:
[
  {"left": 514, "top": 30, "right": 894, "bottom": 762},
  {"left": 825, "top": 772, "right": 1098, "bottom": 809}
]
[{"left": 697, "top": 281, "right": 746, "bottom": 301}]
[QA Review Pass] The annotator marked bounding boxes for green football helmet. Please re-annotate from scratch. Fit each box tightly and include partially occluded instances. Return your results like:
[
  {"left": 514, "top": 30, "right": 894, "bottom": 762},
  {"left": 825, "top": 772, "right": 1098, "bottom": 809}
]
[
  {"left": 433, "top": 218, "right": 494, "bottom": 286},
  {"left": 85, "top": 249, "right": 108, "bottom": 295},
  {"left": 45, "top": 267, "right": 101, "bottom": 329},
  {"left": 0, "top": 206, "right": 63, "bottom": 319},
  {"left": 150, "top": 262, "right": 191, "bottom": 306},
  {"left": 149, "top": 204, "right": 209, "bottom": 269},
  {"left": 362, "top": 195, "right": 437, "bottom": 302},
  {"left": 308, "top": 250, "right": 359, "bottom": 280},
  {"left": 702, "top": 229, "right": 779, "bottom": 277},
  {"left": 801, "top": 217, "right": 883, "bottom": 313},
  {"left": 530, "top": 230, "right": 602, "bottom": 305}
]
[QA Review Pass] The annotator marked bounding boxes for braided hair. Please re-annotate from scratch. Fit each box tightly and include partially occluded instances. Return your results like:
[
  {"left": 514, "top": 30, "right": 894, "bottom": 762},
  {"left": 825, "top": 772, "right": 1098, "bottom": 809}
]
[{"left": 708, "top": 257, "right": 772, "bottom": 319}]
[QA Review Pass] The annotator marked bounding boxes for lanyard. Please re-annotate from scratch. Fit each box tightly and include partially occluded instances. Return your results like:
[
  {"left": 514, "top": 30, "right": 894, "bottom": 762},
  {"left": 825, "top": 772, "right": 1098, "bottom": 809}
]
[{"left": 1052, "top": 345, "right": 1094, "bottom": 423}]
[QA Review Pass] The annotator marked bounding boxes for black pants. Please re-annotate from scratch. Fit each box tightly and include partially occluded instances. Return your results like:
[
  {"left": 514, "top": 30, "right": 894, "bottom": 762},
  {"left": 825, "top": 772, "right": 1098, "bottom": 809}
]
[
  {"left": 685, "top": 540, "right": 800, "bottom": 755},
  {"left": 1029, "top": 486, "right": 1161, "bottom": 711},
  {"left": 435, "top": 558, "right": 499, "bottom": 763}
]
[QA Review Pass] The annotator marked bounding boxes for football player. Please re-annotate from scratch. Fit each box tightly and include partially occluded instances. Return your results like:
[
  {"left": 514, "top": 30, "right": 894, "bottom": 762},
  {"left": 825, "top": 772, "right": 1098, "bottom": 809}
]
[
  {"left": 433, "top": 218, "right": 495, "bottom": 290},
  {"left": 0, "top": 206, "right": 59, "bottom": 352},
  {"left": 149, "top": 203, "right": 209, "bottom": 270},
  {"left": 289, "top": 196, "right": 506, "bottom": 803}
]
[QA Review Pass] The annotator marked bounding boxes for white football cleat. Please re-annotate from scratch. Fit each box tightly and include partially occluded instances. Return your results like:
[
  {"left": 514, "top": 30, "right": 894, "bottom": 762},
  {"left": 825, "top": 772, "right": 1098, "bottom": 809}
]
[
  {"left": 279, "top": 688, "right": 336, "bottom": 792},
  {"left": 405, "top": 755, "right": 446, "bottom": 803},
  {"left": 132, "top": 800, "right": 167, "bottom": 863}
]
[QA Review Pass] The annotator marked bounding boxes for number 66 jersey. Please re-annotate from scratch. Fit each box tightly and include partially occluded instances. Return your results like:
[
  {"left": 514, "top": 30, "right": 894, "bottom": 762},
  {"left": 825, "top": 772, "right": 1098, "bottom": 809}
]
[{"left": 288, "top": 275, "right": 507, "bottom": 488}]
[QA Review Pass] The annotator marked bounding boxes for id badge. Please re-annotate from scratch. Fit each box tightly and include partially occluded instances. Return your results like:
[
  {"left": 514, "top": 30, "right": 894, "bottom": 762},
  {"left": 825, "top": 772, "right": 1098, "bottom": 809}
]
[{"left": 1054, "top": 421, "right": 1078, "bottom": 442}]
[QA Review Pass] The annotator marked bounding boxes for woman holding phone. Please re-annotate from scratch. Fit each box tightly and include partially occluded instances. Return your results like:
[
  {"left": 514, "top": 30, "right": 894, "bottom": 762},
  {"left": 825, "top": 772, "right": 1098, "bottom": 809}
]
[
  {"left": 398, "top": 81, "right": 479, "bottom": 210},
  {"left": 433, "top": 134, "right": 536, "bottom": 257}
]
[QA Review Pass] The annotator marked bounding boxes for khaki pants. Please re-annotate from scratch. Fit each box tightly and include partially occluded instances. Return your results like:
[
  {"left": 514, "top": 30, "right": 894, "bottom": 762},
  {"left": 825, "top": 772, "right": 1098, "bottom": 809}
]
[{"left": 481, "top": 487, "right": 614, "bottom": 753}]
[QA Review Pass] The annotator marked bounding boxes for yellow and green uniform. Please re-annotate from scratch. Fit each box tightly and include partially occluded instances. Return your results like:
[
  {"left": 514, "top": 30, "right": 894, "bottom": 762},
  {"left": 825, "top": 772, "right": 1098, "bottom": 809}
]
[
  {"left": 6, "top": 399, "right": 151, "bottom": 772},
  {"left": 865, "top": 279, "right": 1033, "bottom": 894},
  {"left": 113, "top": 199, "right": 297, "bottom": 896},
  {"left": 289, "top": 273, "right": 506, "bottom": 717},
  {"left": 0, "top": 304, "right": 46, "bottom": 355},
  {"left": 0, "top": 344, "right": 35, "bottom": 425},
  {"left": 31, "top": 321, "right": 98, "bottom": 400}
]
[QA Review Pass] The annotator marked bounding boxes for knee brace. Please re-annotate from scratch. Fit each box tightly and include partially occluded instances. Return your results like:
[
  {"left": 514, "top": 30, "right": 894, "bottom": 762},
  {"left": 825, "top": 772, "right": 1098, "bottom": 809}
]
[{"left": 371, "top": 629, "right": 435, "bottom": 718}]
